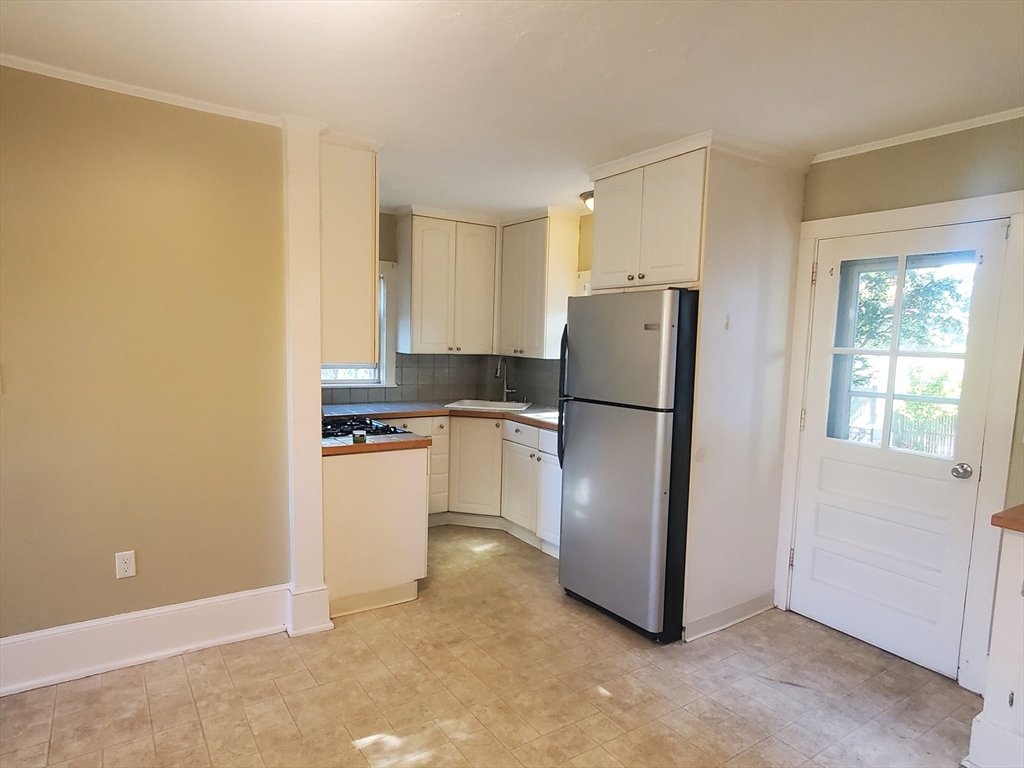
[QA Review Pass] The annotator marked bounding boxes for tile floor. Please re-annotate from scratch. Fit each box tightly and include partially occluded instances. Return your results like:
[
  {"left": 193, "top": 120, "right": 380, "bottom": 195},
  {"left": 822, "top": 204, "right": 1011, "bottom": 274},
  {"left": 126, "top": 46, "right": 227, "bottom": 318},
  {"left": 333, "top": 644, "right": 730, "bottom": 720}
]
[{"left": 0, "top": 526, "right": 981, "bottom": 768}]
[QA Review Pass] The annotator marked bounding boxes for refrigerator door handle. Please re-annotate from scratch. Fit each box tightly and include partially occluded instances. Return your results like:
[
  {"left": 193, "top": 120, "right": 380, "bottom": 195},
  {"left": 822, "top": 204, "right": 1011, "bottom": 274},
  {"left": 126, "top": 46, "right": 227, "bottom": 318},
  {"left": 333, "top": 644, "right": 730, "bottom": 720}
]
[{"left": 557, "top": 324, "right": 568, "bottom": 467}]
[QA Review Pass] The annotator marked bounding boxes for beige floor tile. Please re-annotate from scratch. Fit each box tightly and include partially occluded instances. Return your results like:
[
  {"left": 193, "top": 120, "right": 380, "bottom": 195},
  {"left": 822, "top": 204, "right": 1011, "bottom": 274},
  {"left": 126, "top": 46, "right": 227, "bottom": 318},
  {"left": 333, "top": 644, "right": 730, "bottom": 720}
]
[
  {"left": 0, "top": 742, "right": 47, "bottom": 768},
  {"left": 416, "top": 651, "right": 478, "bottom": 688},
  {"left": 477, "top": 662, "right": 553, "bottom": 697},
  {"left": 183, "top": 648, "right": 223, "bottom": 667},
  {"left": 774, "top": 723, "right": 832, "bottom": 758},
  {"left": 914, "top": 717, "right": 971, "bottom": 764},
  {"left": 688, "top": 715, "right": 770, "bottom": 764},
  {"left": 505, "top": 679, "right": 599, "bottom": 735},
  {"left": 157, "top": 743, "right": 212, "bottom": 768},
  {"left": 102, "top": 735, "right": 156, "bottom": 768},
  {"left": 273, "top": 670, "right": 317, "bottom": 697},
  {"left": 285, "top": 679, "right": 379, "bottom": 736},
  {"left": 573, "top": 714, "right": 626, "bottom": 746},
  {"left": 365, "top": 673, "right": 446, "bottom": 711},
  {"left": 435, "top": 710, "right": 484, "bottom": 741},
  {"left": 569, "top": 746, "right": 624, "bottom": 768},
  {"left": 150, "top": 684, "right": 199, "bottom": 732},
  {"left": 451, "top": 730, "right": 521, "bottom": 768},
  {"left": 144, "top": 657, "right": 190, "bottom": 692},
  {"left": 155, "top": 721, "right": 206, "bottom": 755},
  {"left": 511, "top": 724, "right": 596, "bottom": 767},
  {"left": 46, "top": 751, "right": 102, "bottom": 768},
  {"left": 356, "top": 721, "right": 448, "bottom": 768},
  {"left": 580, "top": 675, "right": 676, "bottom": 731},
  {"left": 187, "top": 658, "right": 235, "bottom": 700},
  {"left": 658, "top": 708, "right": 710, "bottom": 740},
  {"left": 200, "top": 712, "right": 259, "bottom": 766},
  {"left": 223, "top": 644, "right": 307, "bottom": 689},
  {"left": 383, "top": 691, "right": 463, "bottom": 731},
  {"left": 0, "top": 687, "right": 54, "bottom": 756},
  {"left": 725, "top": 737, "right": 806, "bottom": 767},
  {"left": 469, "top": 698, "right": 540, "bottom": 749},
  {"left": 48, "top": 693, "right": 151, "bottom": 764},
  {"left": 393, "top": 741, "right": 470, "bottom": 768},
  {"left": 219, "top": 753, "right": 266, "bottom": 768},
  {"left": 835, "top": 720, "right": 957, "bottom": 768},
  {"left": 557, "top": 661, "right": 627, "bottom": 694},
  {"left": 449, "top": 679, "right": 496, "bottom": 708},
  {"left": 602, "top": 721, "right": 714, "bottom": 768},
  {"left": 196, "top": 682, "right": 279, "bottom": 721},
  {"left": 244, "top": 697, "right": 301, "bottom": 749},
  {"left": 259, "top": 723, "right": 354, "bottom": 768}
]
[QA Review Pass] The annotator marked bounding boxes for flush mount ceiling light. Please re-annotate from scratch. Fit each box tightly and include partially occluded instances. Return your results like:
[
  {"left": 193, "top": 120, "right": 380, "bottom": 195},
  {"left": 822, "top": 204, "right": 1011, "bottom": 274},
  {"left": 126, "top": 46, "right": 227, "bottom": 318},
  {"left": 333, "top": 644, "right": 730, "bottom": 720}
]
[{"left": 580, "top": 190, "right": 594, "bottom": 211}]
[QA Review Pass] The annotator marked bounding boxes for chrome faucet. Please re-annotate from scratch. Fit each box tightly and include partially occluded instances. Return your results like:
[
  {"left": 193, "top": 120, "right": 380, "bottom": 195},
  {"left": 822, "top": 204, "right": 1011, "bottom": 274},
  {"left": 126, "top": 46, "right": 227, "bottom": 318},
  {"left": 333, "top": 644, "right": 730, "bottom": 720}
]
[{"left": 494, "top": 357, "right": 517, "bottom": 402}]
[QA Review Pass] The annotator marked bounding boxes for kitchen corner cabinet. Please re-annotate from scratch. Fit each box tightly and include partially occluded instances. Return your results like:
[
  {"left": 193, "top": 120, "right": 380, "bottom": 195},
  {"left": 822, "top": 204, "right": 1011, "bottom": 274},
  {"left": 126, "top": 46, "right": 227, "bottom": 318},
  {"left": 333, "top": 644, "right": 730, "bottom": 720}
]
[
  {"left": 397, "top": 215, "right": 496, "bottom": 354},
  {"left": 499, "top": 215, "right": 580, "bottom": 359},
  {"left": 448, "top": 417, "right": 503, "bottom": 516},
  {"left": 320, "top": 141, "right": 379, "bottom": 363},
  {"left": 500, "top": 440, "right": 539, "bottom": 530},
  {"left": 591, "top": 148, "right": 705, "bottom": 290}
]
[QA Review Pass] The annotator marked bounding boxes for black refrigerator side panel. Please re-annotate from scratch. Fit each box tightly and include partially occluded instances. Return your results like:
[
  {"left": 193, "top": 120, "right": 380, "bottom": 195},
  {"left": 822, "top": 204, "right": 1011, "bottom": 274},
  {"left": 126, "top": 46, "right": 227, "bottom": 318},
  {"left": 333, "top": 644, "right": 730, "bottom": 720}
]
[{"left": 661, "top": 289, "right": 699, "bottom": 642}]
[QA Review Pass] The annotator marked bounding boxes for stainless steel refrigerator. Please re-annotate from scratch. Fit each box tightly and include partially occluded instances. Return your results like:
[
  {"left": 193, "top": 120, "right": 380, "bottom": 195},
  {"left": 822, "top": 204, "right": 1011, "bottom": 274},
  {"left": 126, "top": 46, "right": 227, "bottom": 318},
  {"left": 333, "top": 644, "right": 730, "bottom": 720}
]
[{"left": 556, "top": 288, "right": 698, "bottom": 643}]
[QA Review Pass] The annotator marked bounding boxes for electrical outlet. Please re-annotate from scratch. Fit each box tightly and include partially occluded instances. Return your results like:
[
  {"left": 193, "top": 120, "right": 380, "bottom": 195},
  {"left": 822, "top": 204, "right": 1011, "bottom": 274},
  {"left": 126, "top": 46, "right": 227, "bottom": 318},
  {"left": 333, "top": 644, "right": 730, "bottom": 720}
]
[{"left": 115, "top": 551, "right": 136, "bottom": 579}]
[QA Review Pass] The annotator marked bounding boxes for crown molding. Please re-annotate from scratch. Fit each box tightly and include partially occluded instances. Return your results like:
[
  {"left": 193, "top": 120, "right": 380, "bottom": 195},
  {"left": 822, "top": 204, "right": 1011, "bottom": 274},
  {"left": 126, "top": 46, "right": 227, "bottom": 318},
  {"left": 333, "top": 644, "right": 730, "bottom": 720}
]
[
  {"left": 811, "top": 108, "right": 1024, "bottom": 164},
  {"left": 394, "top": 205, "right": 501, "bottom": 227},
  {"left": 1, "top": 54, "right": 282, "bottom": 126}
]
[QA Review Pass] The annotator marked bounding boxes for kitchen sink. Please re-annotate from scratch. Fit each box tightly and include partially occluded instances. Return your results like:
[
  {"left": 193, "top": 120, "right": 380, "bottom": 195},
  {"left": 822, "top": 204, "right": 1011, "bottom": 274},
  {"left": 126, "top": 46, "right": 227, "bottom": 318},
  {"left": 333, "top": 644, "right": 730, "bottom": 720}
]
[{"left": 445, "top": 399, "right": 532, "bottom": 412}]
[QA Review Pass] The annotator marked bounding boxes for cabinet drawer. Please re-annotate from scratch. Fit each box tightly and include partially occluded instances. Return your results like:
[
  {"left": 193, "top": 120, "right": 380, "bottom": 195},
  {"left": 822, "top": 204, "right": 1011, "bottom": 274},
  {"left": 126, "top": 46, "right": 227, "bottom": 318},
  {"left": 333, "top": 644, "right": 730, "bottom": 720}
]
[
  {"left": 538, "top": 428, "right": 558, "bottom": 456},
  {"left": 503, "top": 420, "right": 539, "bottom": 448}
]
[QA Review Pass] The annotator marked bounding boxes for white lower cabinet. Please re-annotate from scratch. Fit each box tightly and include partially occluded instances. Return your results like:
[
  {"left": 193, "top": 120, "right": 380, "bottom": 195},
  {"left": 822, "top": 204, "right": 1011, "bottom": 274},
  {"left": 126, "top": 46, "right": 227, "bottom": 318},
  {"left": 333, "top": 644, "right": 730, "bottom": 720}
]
[
  {"left": 501, "top": 441, "right": 538, "bottom": 531},
  {"left": 380, "top": 416, "right": 449, "bottom": 513},
  {"left": 448, "top": 417, "right": 503, "bottom": 516},
  {"left": 500, "top": 427, "right": 562, "bottom": 550},
  {"left": 536, "top": 451, "right": 562, "bottom": 548}
]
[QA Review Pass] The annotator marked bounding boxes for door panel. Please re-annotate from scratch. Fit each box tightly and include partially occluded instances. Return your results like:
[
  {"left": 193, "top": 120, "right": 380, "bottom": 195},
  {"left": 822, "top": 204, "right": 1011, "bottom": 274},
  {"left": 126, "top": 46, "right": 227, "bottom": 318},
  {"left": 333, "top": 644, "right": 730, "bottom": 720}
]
[
  {"left": 592, "top": 169, "right": 643, "bottom": 289},
  {"left": 639, "top": 149, "right": 705, "bottom": 286},
  {"left": 559, "top": 400, "right": 673, "bottom": 632},
  {"left": 520, "top": 220, "right": 549, "bottom": 358},
  {"left": 501, "top": 440, "right": 538, "bottom": 531},
  {"left": 453, "top": 222, "right": 496, "bottom": 354},
  {"left": 537, "top": 451, "right": 562, "bottom": 547},
  {"left": 499, "top": 219, "right": 546, "bottom": 356},
  {"left": 412, "top": 217, "right": 456, "bottom": 353},
  {"left": 791, "top": 219, "right": 1008, "bottom": 676},
  {"left": 448, "top": 417, "right": 502, "bottom": 516}
]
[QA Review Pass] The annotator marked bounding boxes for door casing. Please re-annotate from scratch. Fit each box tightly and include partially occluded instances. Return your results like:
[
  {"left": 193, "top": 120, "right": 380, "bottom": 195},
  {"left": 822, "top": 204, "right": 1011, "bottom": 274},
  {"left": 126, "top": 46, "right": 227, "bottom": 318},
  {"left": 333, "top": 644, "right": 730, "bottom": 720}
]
[{"left": 775, "top": 191, "right": 1024, "bottom": 694}]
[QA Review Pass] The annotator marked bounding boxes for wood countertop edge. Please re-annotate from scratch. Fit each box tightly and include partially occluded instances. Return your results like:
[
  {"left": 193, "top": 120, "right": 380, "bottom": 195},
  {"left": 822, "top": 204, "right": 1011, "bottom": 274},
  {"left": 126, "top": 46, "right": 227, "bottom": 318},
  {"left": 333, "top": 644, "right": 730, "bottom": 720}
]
[
  {"left": 322, "top": 437, "right": 433, "bottom": 457},
  {"left": 991, "top": 504, "right": 1024, "bottom": 533}
]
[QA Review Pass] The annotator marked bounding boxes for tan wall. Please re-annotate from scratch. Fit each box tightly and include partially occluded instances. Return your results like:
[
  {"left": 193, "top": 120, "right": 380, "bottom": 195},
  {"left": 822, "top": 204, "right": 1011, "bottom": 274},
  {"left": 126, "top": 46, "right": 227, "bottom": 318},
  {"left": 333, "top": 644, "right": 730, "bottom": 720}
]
[
  {"left": 802, "top": 118, "right": 1024, "bottom": 509},
  {"left": 379, "top": 212, "right": 398, "bottom": 262},
  {"left": 0, "top": 67, "right": 290, "bottom": 637},
  {"left": 803, "top": 118, "right": 1024, "bottom": 221},
  {"left": 578, "top": 214, "right": 593, "bottom": 271}
]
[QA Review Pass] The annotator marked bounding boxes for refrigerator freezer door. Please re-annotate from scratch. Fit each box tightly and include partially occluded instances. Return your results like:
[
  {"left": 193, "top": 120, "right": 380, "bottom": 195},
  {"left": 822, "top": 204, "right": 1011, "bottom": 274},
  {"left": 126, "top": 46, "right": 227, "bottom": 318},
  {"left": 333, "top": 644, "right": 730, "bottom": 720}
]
[
  {"left": 558, "top": 399, "right": 674, "bottom": 633},
  {"left": 565, "top": 290, "right": 679, "bottom": 410}
]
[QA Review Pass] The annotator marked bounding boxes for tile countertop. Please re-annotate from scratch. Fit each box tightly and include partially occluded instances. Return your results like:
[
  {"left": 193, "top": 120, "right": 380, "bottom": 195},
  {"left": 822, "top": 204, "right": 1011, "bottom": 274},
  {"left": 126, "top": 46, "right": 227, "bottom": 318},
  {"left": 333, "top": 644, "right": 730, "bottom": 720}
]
[
  {"left": 322, "top": 432, "right": 432, "bottom": 457},
  {"left": 322, "top": 401, "right": 560, "bottom": 431}
]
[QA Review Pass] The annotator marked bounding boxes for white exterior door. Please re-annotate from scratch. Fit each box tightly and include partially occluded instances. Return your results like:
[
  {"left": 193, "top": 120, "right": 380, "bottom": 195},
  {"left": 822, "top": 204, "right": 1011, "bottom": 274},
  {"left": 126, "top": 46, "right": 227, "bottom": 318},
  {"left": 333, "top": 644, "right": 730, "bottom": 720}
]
[
  {"left": 453, "top": 222, "right": 496, "bottom": 354},
  {"left": 592, "top": 169, "right": 643, "bottom": 289},
  {"left": 791, "top": 219, "right": 1009, "bottom": 677},
  {"left": 411, "top": 217, "right": 456, "bottom": 353},
  {"left": 638, "top": 149, "right": 705, "bottom": 286}
]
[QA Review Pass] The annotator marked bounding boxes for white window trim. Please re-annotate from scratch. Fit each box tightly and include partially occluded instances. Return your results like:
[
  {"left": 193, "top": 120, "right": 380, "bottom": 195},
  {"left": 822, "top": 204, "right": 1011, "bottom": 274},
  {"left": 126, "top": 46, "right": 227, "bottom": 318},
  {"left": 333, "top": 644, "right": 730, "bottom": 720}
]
[{"left": 321, "top": 262, "right": 398, "bottom": 388}]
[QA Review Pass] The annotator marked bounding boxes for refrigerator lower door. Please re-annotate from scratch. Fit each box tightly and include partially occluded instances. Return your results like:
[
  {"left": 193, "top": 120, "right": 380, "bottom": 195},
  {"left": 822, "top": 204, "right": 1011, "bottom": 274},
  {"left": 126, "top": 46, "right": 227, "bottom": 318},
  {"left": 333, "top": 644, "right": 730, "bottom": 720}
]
[{"left": 558, "top": 399, "right": 674, "bottom": 633}]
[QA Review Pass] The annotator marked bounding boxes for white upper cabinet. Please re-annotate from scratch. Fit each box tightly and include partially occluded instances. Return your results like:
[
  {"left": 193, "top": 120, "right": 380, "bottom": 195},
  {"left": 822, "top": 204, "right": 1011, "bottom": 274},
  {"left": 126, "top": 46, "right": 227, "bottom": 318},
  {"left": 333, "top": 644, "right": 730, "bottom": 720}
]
[
  {"left": 453, "top": 223, "right": 497, "bottom": 354},
  {"left": 591, "top": 148, "right": 706, "bottom": 290},
  {"left": 397, "top": 214, "right": 496, "bottom": 354},
  {"left": 499, "top": 215, "right": 579, "bottom": 359},
  {"left": 639, "top": 150, "right": 705, "bottom": 285},
  {"left": 591, "top": 169, "right": 643, "bottom": 290},
  {"left": 320, "top": 141, "right": 378, "bottom": 363}
]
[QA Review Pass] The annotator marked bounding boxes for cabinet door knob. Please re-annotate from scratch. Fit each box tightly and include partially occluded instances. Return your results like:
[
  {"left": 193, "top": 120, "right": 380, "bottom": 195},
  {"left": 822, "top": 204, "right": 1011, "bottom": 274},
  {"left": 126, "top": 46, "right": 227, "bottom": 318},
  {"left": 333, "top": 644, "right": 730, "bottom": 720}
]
[
  {"left": 515, "top": 428, "right": 520, "bottom": 433},
  {"left": 448, "top": 347, "right": 453, "bottom": 351},
  {"left": 529, "top": 453, "right": 535, "bottom": 458},
  {"left": 495, "top": 422, "right": 501, "bottom": 428},
  {"left": 402, "top": 423, "right": 408, "bottom": 428},
  {"left": 537, "top": 456, "right": 541, "bottom": 462},
  {"left": 627, "top": 274, "right": 635, "bottom": 281},
  {"left": 638, "top": 273, "right": 645, "bottom": 280},
  {"left": 438, "top": 424, "right": 444, "bottom": 429}
]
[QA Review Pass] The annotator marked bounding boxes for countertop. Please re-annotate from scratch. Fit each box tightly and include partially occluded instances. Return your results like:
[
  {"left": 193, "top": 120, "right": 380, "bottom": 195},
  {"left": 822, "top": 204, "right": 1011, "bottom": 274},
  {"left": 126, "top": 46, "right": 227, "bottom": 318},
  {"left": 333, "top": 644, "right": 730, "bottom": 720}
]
[
  {"left": 322, "top": 433, "right": 432, "bottom": 457},
  {"left": 992, "top": 504, "right": 1024, "bottom": 533},
  {"left": 322, "top": 401, "right": 560, "bottom": 431}
]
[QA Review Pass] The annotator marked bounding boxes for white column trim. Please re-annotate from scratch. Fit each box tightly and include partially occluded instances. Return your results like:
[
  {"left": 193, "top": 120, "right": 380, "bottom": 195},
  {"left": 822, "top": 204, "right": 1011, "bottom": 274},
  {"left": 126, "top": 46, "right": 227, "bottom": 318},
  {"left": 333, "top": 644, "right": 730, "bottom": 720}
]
[{"left": 281, "top": 115, "right": 332, "bottom": 637}]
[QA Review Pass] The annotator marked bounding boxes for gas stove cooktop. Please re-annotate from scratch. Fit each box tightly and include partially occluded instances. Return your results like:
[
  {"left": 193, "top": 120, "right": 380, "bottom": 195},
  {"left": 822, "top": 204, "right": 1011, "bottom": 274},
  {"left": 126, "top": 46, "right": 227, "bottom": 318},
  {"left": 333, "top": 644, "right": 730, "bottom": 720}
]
[{"left": 321, "top": 416, "right": 409, "bottom": 440}]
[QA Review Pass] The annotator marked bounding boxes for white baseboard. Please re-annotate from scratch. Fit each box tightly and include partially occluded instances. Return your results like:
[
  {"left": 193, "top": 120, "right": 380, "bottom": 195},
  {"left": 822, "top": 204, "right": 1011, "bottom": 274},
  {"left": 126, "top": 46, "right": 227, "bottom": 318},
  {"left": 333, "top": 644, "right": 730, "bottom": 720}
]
[
  {"left": 966, "top": 714, "right": 1024, "bottom": 768},
  {"left": 286, "top": 585, "right": 334, "bottom": 638},
  {"left": 0, "top": 584, "right": 291, "bottom": 696},
  {"left": 684, "top": 591, "right": 775, "bottom": 641}
]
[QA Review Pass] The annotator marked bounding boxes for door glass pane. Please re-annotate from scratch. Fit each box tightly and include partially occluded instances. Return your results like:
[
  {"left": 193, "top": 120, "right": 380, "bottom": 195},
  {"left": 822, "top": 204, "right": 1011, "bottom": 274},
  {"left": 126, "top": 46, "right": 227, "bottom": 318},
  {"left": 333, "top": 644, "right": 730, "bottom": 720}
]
[
  {"left": 889, "top": 400, "right": 958, "bottom": 458},
  {"left": 894, "top": 357, "right": 964, "bottom": 400},
  {"left": 827, "top": 354, "right": 888, "bottom": 445},
  {"left": 834, "top": 258, "right": 898, "bottom": 349},
  {"left": 898, "top": 251, "right": 976, "bottom": 352}
]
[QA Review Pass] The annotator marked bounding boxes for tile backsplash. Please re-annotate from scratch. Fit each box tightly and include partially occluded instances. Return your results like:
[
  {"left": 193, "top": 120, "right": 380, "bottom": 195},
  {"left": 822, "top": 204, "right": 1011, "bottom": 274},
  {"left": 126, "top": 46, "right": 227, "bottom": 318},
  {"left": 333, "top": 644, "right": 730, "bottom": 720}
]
[{"left": 322, "top": 353, "right": 563, "bottom": 407}]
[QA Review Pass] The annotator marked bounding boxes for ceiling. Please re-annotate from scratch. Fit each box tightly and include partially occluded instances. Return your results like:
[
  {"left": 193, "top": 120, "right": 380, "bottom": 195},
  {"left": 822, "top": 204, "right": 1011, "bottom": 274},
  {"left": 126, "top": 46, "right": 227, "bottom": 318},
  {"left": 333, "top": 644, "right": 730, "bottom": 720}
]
[{"left": 1, "top": 0, "right": 1022, "bottom": 217}]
